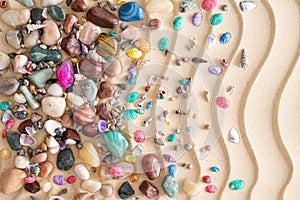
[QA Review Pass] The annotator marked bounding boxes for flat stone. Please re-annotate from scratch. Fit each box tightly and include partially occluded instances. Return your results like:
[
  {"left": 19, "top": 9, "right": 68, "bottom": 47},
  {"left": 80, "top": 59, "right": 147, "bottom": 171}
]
[
  {"left": 104, "top": 60, "right": 121, "bottom": 77},
  {"left": 142, "top": 154, "right": 162, "bottom": 180},
  {"left": 41, "top": 0, "right": 63, "bottom": 7},
  {"left": 79, "top": 21, "right": 101, "bottom": 45},
  {"left": 162, "top": 175, "right": 179, "bottom": 198},
  {"left": 32, "top": 152, "right": 47, "bottom": 163},
  {"left": 86, "top": 7, "right": 119, "bottom": 28},
  {"left": 66, "top": 92, "right": 85, "bottom": 107},
  {"left": 64, "top": 14, "right": 78, "bottom": 34},
  {"left": 29, "top": 45, "right": 61, "bottom": 63},
  {"left": 120, "top": 25, "right": 141, "bottom": 40},
  {"left": 103, "top": 131, "right": 129, "bottom": 158},
  {"left": 118, "top": 182, "right": 135, "bottom": 199},
  {"left": 61, "top": 33, "right": 81, "bottom": 57},
  {"left": 24, "top": 30, "right": 39, "bottom": 48},
  {"left": 79, "top": 59, "right": 103, "bottom": 77},
  {"left": 146, "top": 0, "right": 173, "bottom": 13},
  {"left": 0, "top": 78, "right": 20, "bottom": 96},
  {"left": 6, "top": 131, "right": 22, "bottom": 151},
  {"left": 80, "top": 79, "right": 98, "bottom": 102},
  {"left": 71, "top": 0, "right": 87, "bottom": 12},
  {"left": 97, "top": 33, "right": 118, "bottom": 58},
  {"left": 42, "top": 97, "right": 66, "bottom": 117},
  {"left": 28, "top": 68, "right": 53, "bottom": 88},
  {"left": 0, "top": 169, "right": 27, "bottom": 194},
  {"left": 39, "top": 161, "right": 54, "bottom": 178},
  {"left": 30, "top": 8, "right": 46, "bottom": 24},
  {"left": 74, "top": 163, "right": 90, "bottom": 180},
  {"left": 57, "top": 148, "right": 74, "bottom": 171},
  {"left": 47, "top": 83, "right": 63, "bottom": 97},
  {"left": 1, "top": 9, "right": 30, "bottom": 27},
  {"left": 15, "top": 155, "right": 30, "bottom": 169},
  {"left": 139, "top": 180, "right": 159, "bottom": 199},
  {"left": 79, "top": 142, "right": 100, "bottom": 167},
  {"left": 6, "top": 29, "right": 23, "bottom": 49},
  {"left": 98, "top": 81, "right": 114, "bottom": 99},
  {"left": 48, "top": 5, "right": 66, "bottom": 21},
  {"left": 17, "top": 0, "right": 34, "bottom": 7},
  {"left": 41, "top": 19, "right": 61, "bottom": 46}
]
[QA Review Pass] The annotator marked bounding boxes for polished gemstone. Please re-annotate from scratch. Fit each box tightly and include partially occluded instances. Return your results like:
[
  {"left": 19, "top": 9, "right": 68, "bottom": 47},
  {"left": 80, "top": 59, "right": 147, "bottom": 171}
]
[
  {"left": 118, "top": 2, "right": 144, "bottom": 22},
  {"left": 79, "top": 142, "right": 100, "bottom": 167},
  {"left": 86, "top": 7, "right": 119, "bottom": 28},
  {"left": 118, "top": 182, "right": 135, "bottom": 199},
  {"left": 56, "top": 60, "right": 74, "bottom": 89},
  {"left": 103, "top": 131, "right": 129, "bottom": 158},
  {"left": 139, "top": 180, "right": 159, "bottom": 199},
  {"left": 48, "top": 5, "right": 66, "bottom": 21},
  {"left": 98, "top": 81, "right": 114, "bottom": 99},
  {"left": 61, "top": 33, "right": 81, "bottom": 57},
  {"left": 162, "top": 175, "right": 179, "bottom": 198},
  {"left": 57, "top": 148, "right": 74, "bottom": 171},
  {"left": 97, "top": 33, "right": 118, "bottom": 58},
  {"left": 6, "top": 131, "right": 22, "bottom": 151},
  {"left": 142, "top": 154, "right": 162, "bottom": 180},
  {"left": 28, "top": 68, "right": 53, "bottom": 88},
  {"left": 79, "top": 59, "right": 103, "bottom": 78},
  {"left": 29, "top": 45, "right": 61, "bottom": 63}
]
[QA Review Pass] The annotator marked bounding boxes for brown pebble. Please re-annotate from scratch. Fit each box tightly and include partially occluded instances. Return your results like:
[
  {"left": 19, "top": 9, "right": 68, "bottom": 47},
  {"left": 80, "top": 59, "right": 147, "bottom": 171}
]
[
  {"left": 64, "top": 14, "right": 78, "bottom": 34},
  {"left": 39, "top": 161, "right": 54, "bottom": 178},
  {"left": 0, "top": 168, "right": 27, "bottom": 194},
  {"left": 97, "top": 81, "right": 114, "bottom": 99},
  {"left": 79, "top": 59, "right": 103, "bottom": 78},
  {"left": 82, "top": 123, "right": 99, "bottom": 137},
  {"left": 104, "top": 60, "right": 121, "bottom": 77},
  {"left": 61, "top": 113, "right": 74, "bottom": 128},
  {"left": 100, "top": 184, "right": 113, "bottom": 197},
  {"left": 32, "top": 152, "right": 48, "bottom": 163},
  {"left": 71, "top": 0, "right": 87, "bottom": 12},
  {"left": 61, "top": 33, "right": 81, "bottom": 57},
  {"left": 18, "top": 119, "right": 33, "bottom": 134},
  {"left": 24, "top": 181, "right": 40, "bottom": 194},
  {"left": 148, "top": 18, "right": 161, "bottom": 30},
  {"left": 139, "top": 180, "right": 159, "bottom": 199},
  {"left": 63, "top": 128, "right": 81, "bottom": 143},
  {"left": 0, "top": 77, "right": 20, "bottom": 96},
  {"left": 95, "top": 103, "right": 113, "bottom": 121},
  {"left": 86, "top": 7, "right": 119, "bottom": 28}
]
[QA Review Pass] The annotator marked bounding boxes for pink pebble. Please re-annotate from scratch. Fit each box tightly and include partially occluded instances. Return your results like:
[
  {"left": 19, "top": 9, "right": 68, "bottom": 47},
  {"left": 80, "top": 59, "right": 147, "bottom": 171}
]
[
  {"left": 56, "top": 60, "right": 74, "bottom": 89},
  {"left": 109, "top": 165, "right": 124, "bottom": 177},
  {"left": 5, "top": 119, "right": 14, "bottom": 130},
  {"left": 202, "top": 0, "right": 218, "bottom": 11},
  {"left": 202, "top": 175, "right": 212, "bottom": 184},
  {"left": 25, "top": 177, "right": 36, "bottom": 183},
  {"left": 133, "top": 130, "right": 145, "bottom": 143},
  {"left": 205, "top": 184, "right": 217, "bottom": 193},
  {"left": 67, "top": 175, "right": 77, "bottom": 184},
  {"left": 216, "top": 96, "right": 230, "bottom": 109}
]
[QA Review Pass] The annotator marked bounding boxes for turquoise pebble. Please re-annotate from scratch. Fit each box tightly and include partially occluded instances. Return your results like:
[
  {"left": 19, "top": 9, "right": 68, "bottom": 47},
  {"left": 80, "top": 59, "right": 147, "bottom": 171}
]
[
  {"left": 220, "top": 32, "right": 232, "bottom": 44},
  {"left": 173, "top": 16, "right": 184, "bottom": 31},
  {"left": 107, "top": 56, "right": 113, "bottom": 62},
  {"left": 129, "top": 76, "right": 135, "bottom": 85},
  {"left": 229, "top": 180, "right": 245, "bottom": 190},
  {"left": 211, "top": 166, "right": 220, "bottom": 172},
  {"left": 167, "top": 164, "right": 178, "bottom": 177},
  {"left": 210, "top": 13, "right": 224, "bottom": 26},
  {"left": 145, "top": 101, "right": 153, "bottom": 110},
  {"left": 109, "top": 31, "right": 117, "bottom": 37},
  {"left": 48, "top": 5, "right": 66, "bottom": 22},
  {"left": 134, "top": 109, "right": 145, "bottom": 114},
  {"left": 178, "top": 79, "right": 188, "bottom": 85},
  {"left": 162, "top": 175, "right": 179, "bottom": 198},
  {"left": 126, "top": 92, "right": 139, "bottom": 103},
  {"left": 168, "top": 133, "right": 177, "bottom": 142},
  {"left": 103, "top": 131, "right": 129, "bottom": 158},
  {"left": 0, "top": 102, "right": 10, "bottom": 111},
  {"left": 186, "top": 127, "right": 194, "bottom": 133},
  {"left": 123, "top": 110, "right": 138, "bottom": 120},
  {"left": 158, "top": 37, "right": 169, "bottom": 51}
]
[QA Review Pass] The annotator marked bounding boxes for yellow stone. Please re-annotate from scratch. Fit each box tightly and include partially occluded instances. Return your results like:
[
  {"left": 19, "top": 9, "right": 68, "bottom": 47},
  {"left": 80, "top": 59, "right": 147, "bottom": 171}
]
[
  {"left": 79, "top": 142, "right": 101, "bottom": 167},
  {"left": 0, "top": 148, "right": 11, "bottom": 160},
  {"left": 127, "top": 48, "right": 143, "bottom": 59},
  {"left": 117, "top": 0, "right": 126, "bottom": 4},
  {"left": 130, "top": 173, "right": 140, "bottom": 183},
  {"left": 70, "top": 57, "right": 80, "bottom": 63},
  {"left": 138, "top": 38, "right": 151, "bottom": 54},
  {"left": 125, "top": 155, "right": 137, "bottom": 163},
  {"left": 165, "top": 117, "right": 171, "bottom": 125}
]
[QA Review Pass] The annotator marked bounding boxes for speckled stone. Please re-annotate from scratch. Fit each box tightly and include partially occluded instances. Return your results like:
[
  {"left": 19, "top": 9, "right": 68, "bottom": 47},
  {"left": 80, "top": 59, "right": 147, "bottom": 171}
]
[
  {"left": 57, "top": 148, "right": 74, "bottom": 171},
  {"left": 6, "top": 131, "right": 22, "bottom": 151},
  {"left": 142, "top": 154, "right": 162, "bottom": 180},
  {"left": 139, "top": 180, "right": 159, "bottom": 199},
  {"left": 118, "top": 182, "right": 135, "bottom": 199},
  {"left": 162, "top": 175, "right": 179, "bottom": 198},
  {"left": 103, "top": 131, "right": 129, "bottom": 158},
  {"left": 0, "top": 78, "right": 20, "bottom": 96}
]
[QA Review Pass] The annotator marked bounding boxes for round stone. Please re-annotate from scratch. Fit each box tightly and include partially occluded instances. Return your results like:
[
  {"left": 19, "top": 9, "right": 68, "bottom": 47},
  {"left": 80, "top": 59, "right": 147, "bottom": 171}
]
[{"left": 42, "top": 97, "right": 66, "bottom": 117}]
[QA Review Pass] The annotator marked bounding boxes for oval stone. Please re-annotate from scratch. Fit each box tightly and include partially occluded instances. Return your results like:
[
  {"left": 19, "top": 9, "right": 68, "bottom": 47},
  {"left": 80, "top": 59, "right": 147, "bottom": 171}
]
[
  {"left": 97, "top": 33, "right": 118, "bottom": 58},
  {"left": 192, "top": 12, "right": 202, "bottom": 27},
  {"left": 162, "top": 175, "right": 179, "bottom": 198},
  {"left": 229, "top": 179, "right": 245, "bottom": 190},
  {"left": 71, "top": 0, "right": 87, "bottom": 12},
  {"left": 80, "top": 79, "right": 98, "bottom": 102},
  {"left": 142, "top": 154, "right": 162, "bottom": 180},
  {"left": 210, "top": 13, "right": 223, "bottom": 26},
  {"left": 42, "top": 97, "right": 66, "bottom": 117},
  {"left": 29, "top": 45, "right": 61, "bottom": 63},
  {"left": 47, "top": 83, "right": 63, "bottom": 97},
  {"left": 148, "top": 18, "right": 161, "bottom": 30},
  {"left": 1, "top": 9, "right": 30, "bottom": 27},
  {"left": 17, "top": 0, "right": 34, "bottom": 7},
  {"left": 220, "top": 32, "right": 232, "bottom": 44},
  {"left": 79, "top": 21, "right": 101, "bottom": 45},
  {"left": 82, "top": 123, "right": 99, "bottom": 137},
  {"left": 103, "top": 131, "right": 129, "bottom": 158},
  {"left": 173, "top": 16, "right": 184, "bottom": 31},
  {"left": 24, "top": 30, "right": 39, "bottom": 48},
  {"left": 41, "top": 19, "right": 61, "bottom": 46},
  {"left": 57, "top": 148, "right": 74, "bottom": 171},
  {"left": 73, "top": 106, "right": 96, "bottom": 126},
  {"left": 41, "top": 0, "right": 63, "bottom": 6},
  {"left": 158, "top": 37, "right": 169, "bottom": 51},
  {"left": 146, "top": 0, "right": 173, "bottom": 13},
  {"left": 5, "top": 29, "right": 22, "bottom": 49},
  {"left": 104, "top": 60, "right": 121, "bottom": 77},
  {"left": 61, "top": 33, "right": 81, "bottom": 57},
  {"left": 39, "top": 161, "right": 54, "bottom": 178},
  {"left": 208, "top": 65, "right": 222, "bottom": 75},
  {"left": 79, "top": 59, "right": 103, "bottom": 78},
  {"left": 48, "top": 5, "right": 66, "bottom": 22},
  {"left": 56, "top": 60, "right": 74, "bottom": 89},
  {"left": 30, "top": 8, "right": 46, "bottom": 24},
  {"left": 0, "top": 169, "right": 27, "bottom": 194},
  {"left": 0, "top": 51, "right": 10, "bottom": 70},
  {"left": 64, "top": 14, "right": 78, "bottom": 34},
  {"left": 81, "top": 180, "right": 102, "bottom": 193},
  {"left": 0, "top": 78, "right": 20, "bottom": 96},
  {"left": 100, "top": 184, "right": 113, "bottom": 197},
  {"left": 86, "top": 7, "right": 119, "bottom": 28},
  {"left": 139, "top": 181, "right": 159, "bottom": 199},
  {"left": 97, "top": 81, "right": 114, "bottom": 99},
  {"left": 74, "top": 163, "right": 90, "bottom": 180}
]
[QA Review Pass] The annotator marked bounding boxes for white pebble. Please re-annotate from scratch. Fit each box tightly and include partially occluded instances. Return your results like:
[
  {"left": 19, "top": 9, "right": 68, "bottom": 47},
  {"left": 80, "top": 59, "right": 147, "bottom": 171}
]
[
  {"left": 81, "top": 180, "right": 102, "bottom": 193},
  {"left": 74, "top": 164, "right": 90, "bottom": 180},
  {"left": 229, "top": 128, "right": 240, "bottom": 144},
  {"left": 44, "top": 120, "right": 62, "bottom": 136},
  {"left": 47, "top": 83, "right": 63, "bottom": 96},
  {"left": 13, "top": 93, "right": 27, "bottom": 104},
  {"left": 14, "top": 156, "right": 30, "bottom": 169},
  {"left": 40, "top": 179, "right": 52, "bottom": 192}
]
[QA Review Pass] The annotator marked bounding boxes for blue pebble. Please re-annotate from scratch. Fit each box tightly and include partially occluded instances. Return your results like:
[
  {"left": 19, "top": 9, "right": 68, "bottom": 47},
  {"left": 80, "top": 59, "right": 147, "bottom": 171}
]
[
  {"left": 219, "top": 32, "right": 232, "bottom": 44},
  {"left": 129, "top": 75, "right": 135, "bottom": 85},
  {"left": 211, "top": 166, "right": 220, "bottom": 172},
  {"left": 168, "top": 164, "right": 178, "bottom": 177},
  {"left": 38, "top": 29, "right": 43, "bottom": 36},
  {"left": 146, "top": 101, "right": 153, "bottom": 110},
  {"left": 118, "top": 2, "right": 144, "bottom": 22}
]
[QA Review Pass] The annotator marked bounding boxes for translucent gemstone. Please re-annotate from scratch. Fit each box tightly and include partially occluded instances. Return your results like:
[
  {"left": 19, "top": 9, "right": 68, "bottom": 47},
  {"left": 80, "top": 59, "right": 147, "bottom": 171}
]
[
  {"left": 79, "top": 142, "right": 100, "bottom": 167},
  {"left": 56, "top": 60, "right": 74, "bottom": 89},
  {"left": 208, "top": 65, "right": 222, "bottom": 75},
  {"left": 130, "top": 173, "right": 140, "bottom": 182},
  {"left": 133, "top": 130, "right": 145, "bottom": 143},
  {"left": 183, "top": 178, "right": 201, "bottom": 195},
  {"left": 103, "top": 131, "right": 129, "bottom": 158}
]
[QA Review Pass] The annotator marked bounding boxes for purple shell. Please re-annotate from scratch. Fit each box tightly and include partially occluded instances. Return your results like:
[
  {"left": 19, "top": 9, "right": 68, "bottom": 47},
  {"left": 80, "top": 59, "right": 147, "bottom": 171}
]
[
  {"left": 163, "top": 154, "right": 176, "bottom": 163},
  {"left": 98, "top": 119, "right": 107, "bottom": 133},
  {"left": 53, "top": 175, "right": 66, "bottom": 185},
  {"left": 208, "top": 65, "right": 222, "bottom": 75},
  {"left": 192, "top": 12, "right": 202, "bottom": 27}
]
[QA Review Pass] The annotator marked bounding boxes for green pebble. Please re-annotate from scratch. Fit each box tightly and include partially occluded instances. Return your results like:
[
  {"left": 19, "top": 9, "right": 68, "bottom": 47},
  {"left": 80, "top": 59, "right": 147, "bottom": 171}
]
[
  {"left": 210, "top": 13, "right": 224, "bottom": 26},
  {"left": 48, "top": 5, "right": 66, "bottom": 22},
  {"left": 57, "top": 148, "right": 74, "bottom": 171},
  {"left": 173, "top": 16, "right": 184, "bottom": 31},
  {"left": 158, "top": 37, "right": 169, "bottom": 51},
  {"left": 168, "top": 133, "right": 177, "bottom": 142},
  {"left": 162, "top": 175, "right": 179, "bottom": 198},
  {"left": 6, "top": 131, "right": 22, "bottom": 151},
  {"left": 20, "top": 86, "right": 40, "bottom": 110},
  {"left": 30, "top": 45, "right": 61, "bottom": 63},
  {"left": 17, "top": 0, "right": 34, "bottom": 7},
  {"left": 134, "top": 109, "right": 145, "bottom": 115},
  {"left": 126, "top": 92, "right": 139, "bottom": 103},
  {"left": 30, "top": 8, "right": 45, "bottom": 24},
  {"left": 0, "top": 102, "right": 10, "bottom": 111},
  {"left": 123, "top": 110, "right": 138, "bottom": 120},
  {"left": 229, "top": 179, "right": 245, "bottom": 190},
  {"left": 28, "top": 68, "right": 53, "bottom": 88}
]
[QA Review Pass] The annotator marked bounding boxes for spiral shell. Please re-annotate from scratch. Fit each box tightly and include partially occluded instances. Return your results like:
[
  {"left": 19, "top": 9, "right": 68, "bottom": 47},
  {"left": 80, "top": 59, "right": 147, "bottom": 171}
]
[{"left": 241, "top": 49, "right": 248, "bottom": 69}]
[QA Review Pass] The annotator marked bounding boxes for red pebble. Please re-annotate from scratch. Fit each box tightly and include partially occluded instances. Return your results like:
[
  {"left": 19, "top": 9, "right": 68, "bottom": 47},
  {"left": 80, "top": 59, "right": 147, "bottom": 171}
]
[
  {"left": 202, "top": 175, "right": 212, "bottom": 184},
  {"left": 67, "top": 175, "right": 77, "bottom": 184},
  {"left": 2, "top": 129, "right": 7, "bottom": 138},
  {"left": 145, "top": 85, "right": 151, "bottom": 92},
  {"left": 205, "top": 184, "right": 217, "bottom": 193},
  {"left": 202, "top": 0, "right": 218, "bottom": 11},
  {"left": 27, "top": 66, "right": 33, "bottom": 72},
  {"left": 0, "top": 1, "right": 7, "bottom": 8},
  {"left": 5, "top": 119, "right": 14, "bottom": 130}
]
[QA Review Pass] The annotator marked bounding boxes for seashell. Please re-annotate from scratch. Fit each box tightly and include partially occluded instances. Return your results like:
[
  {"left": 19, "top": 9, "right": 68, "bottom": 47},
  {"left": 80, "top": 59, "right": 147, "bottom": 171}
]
[
  {"left": 220, "top": 32, "right": 232, "bottom": 44},
  {"left": 163, "top": 154, "right": 176, "bottom": 163},
  {"left": 158, "top": 37, "right": 169, "bottom": 51},
  {"left": 44, "top": 120, "right": 62, "bottom": 136},
  {"left": 208, "top": 65, "right": 222, "bottom": 75},
  {"left": 12, "top": 55, "right": 28, "bottom": 74},
  {"left": 1, "top": 9, "right": 31, "bottom": 27},
  {"left": 127, "top": 48, "right": 142, "bottom": 59},
  {"left": 97, "top": 33, "right": 118, "bottom": 58},
  {"left": 26, "top": 24, "right": 47, "bottom": 33},
  {"left": 192, "top": 12, "right": 202, "bottom": 27},
  {"left": 107, "top": 0, "right": 117, "bottom": 11},
  {"left": 49, "top": 196, "right": 63, "bottom": 200},
  {"left": 192, "top": 57, "right": 207, "bottom": 63},
  {"left": 20, "top": 134, "right": 36, "bottom": 146},
  {"left": 240, "top": 0, "right": 257, "bottom": 11},
  {"left": 6, "top": 29, "right": 23, "bottom": 49},
  {"left": 73, "top": 106, "right": 96, "bottom": 126},
  {"left": 229, "top": 128, "right": 240, "bottom": 143},
  {"left": 179, "top": 0, "right": 196, "bottom": 13},
  {"left": 241, "top": 49, "right": 248, "bottom": 69},
  {"left": 216, "top": 96, "right": 230, "bottom": 109},
  {"left": 0, "top": 51, "right": 10, "bottom": 70},
  {"left": 74, "top": 164, "right": 90, "bottom": 180},
  {"left": 118, "top": 2, "right": 144, "bottom": 22}
]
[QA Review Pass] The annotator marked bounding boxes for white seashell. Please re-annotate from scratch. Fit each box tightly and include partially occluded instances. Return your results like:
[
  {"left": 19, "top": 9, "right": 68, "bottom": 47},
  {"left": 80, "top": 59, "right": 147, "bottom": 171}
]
[
  {"left": 13, "top": 93, "right": 27, "bottom": 104},
  {"left": 0, "top": 51, "right": 10, "bottom": 70},
  {"left": 15, "top": 155, "right": 30, "bottom": 169},
  {"left": 40, "top": 179, "right": 52, "bottom": 192},
  {"left": 81, "top": 180, "right": 102, "bottom": 193},
  {"left": 12, "top": 55, "right": 28, "bottom": 74},
  {"left": 65, "top": 138, "right": 76, "bottom": 145},
  {"left": 46, "top": 136, "right": 60, "bottom": 154},
  {"left": 74, "top": 164, "right": 90, "bottom": 180},
  {"left": 67, "top": 93, "right": 85, "bottom": 107},
  {"left": 47, "top": 83, "right": 63, "bottom": 96},
  {"left": 183, "top": 178, "right": 201, "bottom": 195},
  {"left": 44, "top": 120, "right": 62, "bottom": 136},
  {"left": 26, "top": 24, "right": 47, "bottom": 33},
  {"left": 229, "top": 128, "right": 240, "bottom": 143},
  {"left": 206, "top": 34, "right": 216, "bottom": 48},
  {"left": 240, "top": 0, "right": 257, "bottom": 11}
]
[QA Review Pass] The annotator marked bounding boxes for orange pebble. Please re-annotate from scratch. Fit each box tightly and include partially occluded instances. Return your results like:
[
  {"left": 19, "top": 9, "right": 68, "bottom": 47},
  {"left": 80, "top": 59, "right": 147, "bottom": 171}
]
[{"left": 130, "top": 173, "right": 140, "bottom": 183}]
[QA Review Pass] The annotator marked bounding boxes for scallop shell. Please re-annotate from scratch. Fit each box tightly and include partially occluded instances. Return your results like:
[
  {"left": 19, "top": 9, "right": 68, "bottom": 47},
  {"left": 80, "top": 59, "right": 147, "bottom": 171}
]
[
  {"left": 240, "top": 0, "right": 257, "bottom": 11},
  {"left": 26, "top": 24, "right": 47, "bottom": 33},
  {"left": 229, "top": 128, "right": 240, "bottom": 143}
]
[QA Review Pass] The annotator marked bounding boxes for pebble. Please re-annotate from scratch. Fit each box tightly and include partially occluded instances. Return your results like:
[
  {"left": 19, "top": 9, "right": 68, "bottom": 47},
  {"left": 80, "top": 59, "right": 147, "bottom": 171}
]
[
  {"left": 17, "top": 0, "right": 34, "bottom": 7},
  {"left": 0, "top": 51, "right": 10, "bottom": 70},
  {"left": 86, "top": 7, "right": 119, "bottom": 28},
  {"left": 126, "top": 92, "right": 139, "bottom": 103},
  {"left": 28, "top": 68, "right": 54, "bottom": 88},
  {"left": 131, "top": 144, "right": 143, "bottom": 157},
  {"left": 20, "top": 86, "right": 40, "bottom": 110},
  {"left": 81, "top": 180, "right": 102, "bottom": 193},
  {"left": 20, "top": 134, "right": 36, "bottom": 146},
  {"left": 42, "top": 97, "right": 66, "bottom": 117},
  {"left": 139, "top": 180, "right": 159, "bottom": 199},
  {"left": 46, "top": 136, "right": 60, "bottom": 154},
  {"left": 79, "top": 59, "right": 103, "bottom": 77},
  {"left": 74, "top": 163, "right": 90, "bottom": 180},
  {"left": 24, "top": 31, "right": 39, "bottom": 48},
  {"left": 142, "top": 153, "right": 162, "bottom": 180},
  {"left": 205, "top": 184, "right": 217, "bottom": 193},
  {"left": 66, "top": 93, "right": 85, "bottom": 108},
  {"left": 61, "top": 33, "right": 81, "bottom": 57},
  {"left": 211, "top": 166, "right": 220, "bottom": 172},
  {"left": 229, "top": 179, "right": 245, "bottom": 190},
  {"left": 71, "top": 0, "right": 87, "bottom": 12},
  {"left": 229, "top": 128, "right": 240, "bottom": 143},
  {"left": 180, "top": 0, "right": 197, "bottom": 13},
  {"left": 30, "top": 8, "right": 46, "bottom": 24},
  {"left": 208, "top": 65, "right": 222, "bottom": 75},
  {"left": 134, "top": 130, "right": 145, "bottom": 143},
  {"left": 79, "top": 22, "right": 101, "bottom": 45},
  {"left": 148, "top": 18, "right": 161, "bottom": 30},
  {"left": 1, "top": 9, "right": 30, "bottom": 27},
  {"left": 216, "top": 96, "right": 230, "bottom": 109},
  {"left": 41, "top": 19, "right": 61, "bottom": 46},
  {"left": 167, "top": 164, "right": 178, "bottom": 177},
  {"left": 0, "top": 168, "right": 27, "bottom": 194},
  {"left": 104, "top": 60, "right": 122, "bottom": 77},
  {"left": 73, "top": 193, "right": 87, "bottom": 200},
  {"left": 98, "top": 81, "right": 114, "bottom": 99},
  {"left": 47, "top": 83, "right": 63, "bottom": 97},
  {"left": 39, "top": 161, "right": 54, "bottom": 178},
  {"left": 118, "top": 181, "right": 135, "bottom": 199},
  {"left": 67, "top": 175, "right": 77, "bottom": 184},
  {"left": 64, "top": 14, "right": 78, "bottom": 34},
  {"left": 202, "top": 0, "right": 218, "bottom": 11},
  {"left": 24, "top": 181, "right": 40, "bottom": 194},
  {"left": 240, "top": 0, "right": 257, "bottom": 11},
  {"left": 41, "top": 0, "right": 63, "bottom": 7},
  {"left": 80, "top": 79, "right": 98, "bottom": 102},
  {"left": 12, "top": 55, "right": 27, "bottom": 74},
  {"left": 203, "top": 175, "right": 212, "bottom": 183},
  {"left": 241, "top": 48, "right": 248, "bottom": 69},
  {"left": 206, "top": 34, "right": 217, "bottom": 48},
  {"left": 5, "top": 29, "right": 22, "bottom": 49},
  {"left": 146, "top": 0, "right": 173, "bottom": 13},
  {"left": 56, "top": 60, "right": 74, "bottom": 89},
  {"left": 6, "top": 131, "right": 22, "bottom": 151},
  {"left": 0, "top": 78, "right": 20, "bottom": 96},
  {"left": 211, "top": 13, "right": 223, "bottom": 26},
  {"left": 29, "top": 45, "right": 61, "bottom": 63},
  {"left": 73, "top": 106, "right": 96, "bottom": 126},
  {"left": 0, "top": 148, "right": 11, "bottom": 160},
  {"left": 173, "top": 16, "right": 184, "bottom": 31},
  {"left": 192, "top": 12, "right": 202, "bottom": 27},
  {"left": 168, "top": 133, "right": 177, "bottom": 142},
  {"left": 100, "top": 184, "right": 113, "bottom": 197},
  {"left": 40, "top": 179, "right": 51, "bottom": 192},
  {"left": 162, "top": 175, "right": 179, "bottom": 198},
  {"left": 48, "top": 5, "right": 65, "bottom": 21},
  {"left": 183, "top": 178, "right": 201, "bottom": 195},
  {"left": 220, "top": 32, "right": 232, "bottom": 44},
  {"left": 57, "top": 148, "right": 74, "bottom": 171},
  {"left": 79, "top": 142, "right": 100, "bottom": 167},
  {"left": 158, "top": 37, "right": 169, "bottom": 51},
  {"left": 118, "top": 2, "right": 144, "bottom": 22},
  {"left": 127, "top": 48, "right": 142, "bottom": 59},
  {"left": 53, "top": 175, "right": 66, "bottom": 185},
  {"left": 82, "top": 123, "right": 99, "bottom": 137},
  {"left": 96, "top": 103, "right": 113, "bottom": 121},
  {"left": 32, "top": 152, "right": 48, "bottom": 163},
  {"left": 103, "top": 131, "right": 129, "bottom": 158},
  {"left": 97, "top": 34, "right": 118, "bottom": 59},
  {"left": 15, "top": 155, "right": 30, "bottom": 169}
]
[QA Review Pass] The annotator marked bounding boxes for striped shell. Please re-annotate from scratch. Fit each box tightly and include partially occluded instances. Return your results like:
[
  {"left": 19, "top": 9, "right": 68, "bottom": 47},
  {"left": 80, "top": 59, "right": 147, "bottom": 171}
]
[
  {"left": 163, "top": 154, "right": 176, "bottom": 163},
  {"left": 97, "top": 33, "right": 118, "bottom": 58},
  {"left": 241, "top": 49, "right": 248, "bottom": 69},
  {"left": 73, "top": 106, "right": 96, "bottom": 126}
]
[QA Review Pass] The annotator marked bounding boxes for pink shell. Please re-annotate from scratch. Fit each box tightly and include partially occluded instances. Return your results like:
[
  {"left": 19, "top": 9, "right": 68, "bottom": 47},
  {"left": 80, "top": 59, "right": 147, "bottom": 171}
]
[
  {"left": 216, "top": 96, "right": 230, "bottom": 109},
  {"left": 202, "top": 0, "right": 218, "bottom": 11},
  {"left": 25, "top": 177, "right": 36, "bottom": 183},
  {"left": 134, "top": 130, "right": 145, "bottom": 143},
  {"left": 56, "top": 60, "right": 74, "bottom": 89},
  {"left": 109, "top": 165, "right": 124, "bottom": 177}
]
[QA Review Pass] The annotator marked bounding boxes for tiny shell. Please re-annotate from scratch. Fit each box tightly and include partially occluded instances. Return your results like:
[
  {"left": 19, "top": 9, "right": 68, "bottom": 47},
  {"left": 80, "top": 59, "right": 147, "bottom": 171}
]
[
  {"left": 241, "top": 49, "right": 248, "bottom": 69},
  {"left": 26, "top": 24, "right": 47, "bottom": 33},
  {"left": 20, "top": 134, "right": 36, "bottom": 146},
  {"left": 208, "top": 65, "right": 222, "bottom": 75},
  {"left": 229, "top": 128, "right": 240, "bottom": 143},
  {"left": 192, "top": 12, "right": 202, "bottom": 27},
  {"left": 163, "top": 154, "right": 176, "bottom": 163},
  {"left": 216, "top": 96, "right": 230, "bottom": 109},
  {"left": 192, "top": 57, "right": 207, "bottom": 63},
  {"left": 240, "top": 0, "right": 257, "bottom": 11}
]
